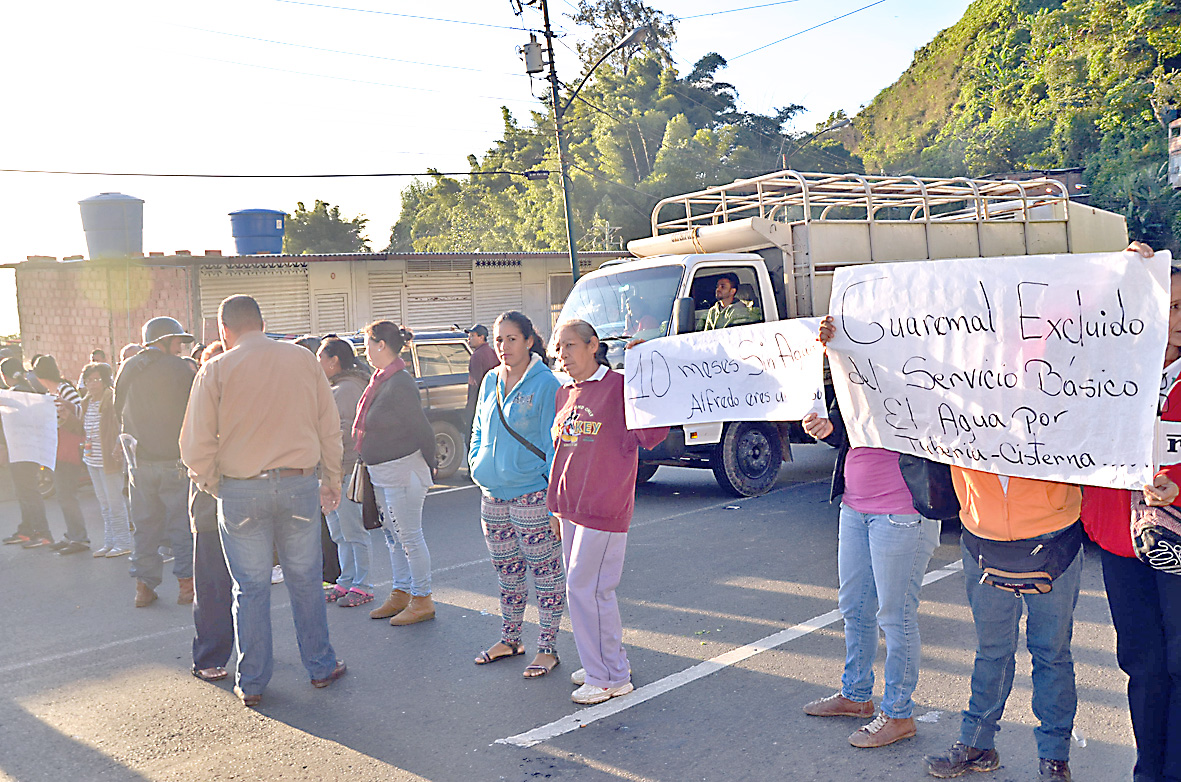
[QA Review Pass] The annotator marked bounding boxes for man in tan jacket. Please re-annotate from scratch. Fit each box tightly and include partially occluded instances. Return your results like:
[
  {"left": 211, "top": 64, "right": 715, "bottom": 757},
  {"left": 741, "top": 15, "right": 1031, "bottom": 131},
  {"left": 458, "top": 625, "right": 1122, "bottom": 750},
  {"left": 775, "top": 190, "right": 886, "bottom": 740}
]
[{"left": 180, "top": 295, "right": 345, "bottom": 708}]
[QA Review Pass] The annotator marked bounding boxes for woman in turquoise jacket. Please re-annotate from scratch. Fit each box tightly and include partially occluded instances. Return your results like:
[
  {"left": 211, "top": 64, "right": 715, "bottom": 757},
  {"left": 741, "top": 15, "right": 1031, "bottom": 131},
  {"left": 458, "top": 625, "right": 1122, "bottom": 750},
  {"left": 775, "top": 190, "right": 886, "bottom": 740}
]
[{"left": 469, "top": 311, "right": 565, "bottom": 678}]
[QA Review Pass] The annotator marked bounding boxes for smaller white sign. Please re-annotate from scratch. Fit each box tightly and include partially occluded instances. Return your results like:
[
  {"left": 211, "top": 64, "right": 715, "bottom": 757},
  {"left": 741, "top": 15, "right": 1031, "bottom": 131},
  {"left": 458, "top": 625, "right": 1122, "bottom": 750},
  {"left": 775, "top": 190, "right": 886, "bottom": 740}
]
[
  {"left": 0, "top": 390, "right": 58, "bottom": 469},
  {"left": 624, "top": 319, "right": 826, "bottom": 429}
]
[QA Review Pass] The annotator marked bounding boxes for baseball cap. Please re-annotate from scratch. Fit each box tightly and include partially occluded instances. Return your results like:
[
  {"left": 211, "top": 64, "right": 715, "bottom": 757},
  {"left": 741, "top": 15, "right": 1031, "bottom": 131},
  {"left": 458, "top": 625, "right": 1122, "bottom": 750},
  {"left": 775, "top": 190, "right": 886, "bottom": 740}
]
[{"left": 464, "top": 324, "right": 489, "bottom": 338}]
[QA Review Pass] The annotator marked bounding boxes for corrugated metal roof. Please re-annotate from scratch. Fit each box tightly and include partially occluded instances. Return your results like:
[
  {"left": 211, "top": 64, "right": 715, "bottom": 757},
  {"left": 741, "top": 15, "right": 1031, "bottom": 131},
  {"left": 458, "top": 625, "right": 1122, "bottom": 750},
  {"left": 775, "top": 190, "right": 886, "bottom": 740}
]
[{"left": 2, "top": 250, "right": 626, "bottom": 270}]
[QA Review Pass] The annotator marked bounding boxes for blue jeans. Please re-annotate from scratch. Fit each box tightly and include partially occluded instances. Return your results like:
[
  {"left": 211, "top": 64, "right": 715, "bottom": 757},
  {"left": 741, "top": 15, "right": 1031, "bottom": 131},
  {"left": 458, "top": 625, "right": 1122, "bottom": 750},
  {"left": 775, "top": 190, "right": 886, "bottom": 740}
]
[
  {"left": 217, "top": 474, "right": 338, "bottom": 695},
  {"left": 374, "top": 477, "right": 431, "bottom": 596},
  {"left": 324, "top": 475, "right": 371, "bottom": 591},
  {"left": 837, "top": 505, "right": 939, "bottom": 719},
  {"left": 129, "top": 460, "right": 193, "bottom": 587},
  {"left": 959, "top": 530, "right": 1082, "bottom": 761}
]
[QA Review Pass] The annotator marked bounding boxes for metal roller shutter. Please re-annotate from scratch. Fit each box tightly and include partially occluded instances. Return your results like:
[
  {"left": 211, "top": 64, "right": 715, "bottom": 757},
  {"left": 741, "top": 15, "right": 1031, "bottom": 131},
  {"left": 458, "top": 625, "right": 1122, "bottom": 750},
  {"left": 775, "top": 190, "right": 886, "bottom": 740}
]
[
  {"left": 405, "top": 271, "right": 473, "bottom": 330},
  {"left": 368, "top": 270, "right": 405, "bottom": 324},
  {"left": 473, "top": 270, "right": 523, "bottom": 325},
  {"left": 314, "top": 292, "right": 349, "bottom": 334},
  {"left": 199, "top": 264, "right": 311, "bottom": 335}
]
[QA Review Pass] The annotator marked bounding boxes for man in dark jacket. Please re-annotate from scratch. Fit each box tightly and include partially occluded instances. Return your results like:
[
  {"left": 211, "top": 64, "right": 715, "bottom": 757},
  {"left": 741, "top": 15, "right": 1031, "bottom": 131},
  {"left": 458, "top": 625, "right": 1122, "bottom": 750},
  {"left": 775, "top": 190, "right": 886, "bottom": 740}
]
[
  {"left": 0, "top": 358, "right": 54, "bottom": 548},
  {"left": 115, "top": 316, "right": 196, "bottom": 608}
]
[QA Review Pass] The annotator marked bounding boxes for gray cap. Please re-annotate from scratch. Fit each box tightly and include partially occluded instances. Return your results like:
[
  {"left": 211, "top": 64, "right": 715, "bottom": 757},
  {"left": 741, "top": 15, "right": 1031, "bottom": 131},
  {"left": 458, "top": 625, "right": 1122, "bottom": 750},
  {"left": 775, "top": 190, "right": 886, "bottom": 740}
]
[{"left": 142, "top": 316, "right": 194, "bottom": 346}]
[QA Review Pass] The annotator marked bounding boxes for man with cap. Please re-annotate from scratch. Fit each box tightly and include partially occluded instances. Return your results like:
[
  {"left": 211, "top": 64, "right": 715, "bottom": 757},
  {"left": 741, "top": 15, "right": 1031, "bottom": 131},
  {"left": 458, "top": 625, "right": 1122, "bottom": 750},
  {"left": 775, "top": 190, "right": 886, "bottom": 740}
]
[
  {"left": 114, "top": 316, "right": 197, "bottom": 607},
  {"left": 464, "top": 324, "right": 498, "bottom": 436},
  {"left": 180, "top": 295, "right": 346, "bottom": 708},
  {"left": 0, "top": 357, "right": 53, "bottom": 547}
]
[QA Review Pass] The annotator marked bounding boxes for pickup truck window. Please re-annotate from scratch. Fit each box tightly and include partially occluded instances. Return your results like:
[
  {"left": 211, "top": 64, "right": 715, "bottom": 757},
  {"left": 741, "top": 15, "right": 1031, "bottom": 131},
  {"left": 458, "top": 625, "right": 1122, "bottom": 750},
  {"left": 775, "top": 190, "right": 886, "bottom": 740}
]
[
  {"left": 415, "top": 342, "right": 471, "bottom": 378},
  {"left": 691, "top": 267, "right": 763, "bottom": 330},
  {"left": 561, "top": 265, "right": 683, "bottom": 341}
]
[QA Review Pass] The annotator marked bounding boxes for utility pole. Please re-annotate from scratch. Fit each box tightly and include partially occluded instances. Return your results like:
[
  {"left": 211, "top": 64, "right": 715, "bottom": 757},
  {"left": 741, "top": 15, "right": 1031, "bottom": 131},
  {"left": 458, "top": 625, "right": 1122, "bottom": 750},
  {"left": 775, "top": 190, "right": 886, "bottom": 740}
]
[{"left": 536, "top": 0, "right": 581, "bottom": 282}]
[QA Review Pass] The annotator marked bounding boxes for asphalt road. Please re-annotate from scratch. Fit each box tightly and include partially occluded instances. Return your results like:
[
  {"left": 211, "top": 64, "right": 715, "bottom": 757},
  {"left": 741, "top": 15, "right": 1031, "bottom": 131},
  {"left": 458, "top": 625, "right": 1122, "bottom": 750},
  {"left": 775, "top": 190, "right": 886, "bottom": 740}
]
[{"left": 0, "top": 445, "right": 1138, "bottom": 782}]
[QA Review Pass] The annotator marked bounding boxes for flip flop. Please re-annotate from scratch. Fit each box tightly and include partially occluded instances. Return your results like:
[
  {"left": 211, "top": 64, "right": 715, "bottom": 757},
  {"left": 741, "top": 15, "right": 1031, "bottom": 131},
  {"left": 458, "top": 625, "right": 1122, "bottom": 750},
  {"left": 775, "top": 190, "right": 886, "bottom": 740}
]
[
  {"left": 523, "top": 655, "right": 560, "bottom": 679},
  {"left": 474, "top": 641, "right": 525, "bottom": 665},
  {"left": 192, "top": 667, "right": 229, "bottom": 682}
]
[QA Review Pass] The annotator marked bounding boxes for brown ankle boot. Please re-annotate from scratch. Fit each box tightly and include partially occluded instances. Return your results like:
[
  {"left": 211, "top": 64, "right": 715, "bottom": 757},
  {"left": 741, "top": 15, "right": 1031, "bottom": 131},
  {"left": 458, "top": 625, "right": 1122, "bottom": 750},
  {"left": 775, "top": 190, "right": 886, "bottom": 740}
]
[
  {"left": 177, "top": 577, "right": 195, "bottom": 605},
  {"left": 369, "top": 589, "right": 411, "bottom": 619},
  {"left": 135, "top": 580, "right": 158, "bottom": 608},
  {"left": 389, "top": 594, "right": 435, "bottom": 626}
]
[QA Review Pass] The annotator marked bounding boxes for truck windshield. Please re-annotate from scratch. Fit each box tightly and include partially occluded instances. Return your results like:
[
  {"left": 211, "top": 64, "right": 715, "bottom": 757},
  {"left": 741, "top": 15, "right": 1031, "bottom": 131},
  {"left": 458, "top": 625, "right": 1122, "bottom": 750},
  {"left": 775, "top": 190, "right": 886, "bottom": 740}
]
[{"left": 559, "top": 265, "right": 683, "bottom": 341}]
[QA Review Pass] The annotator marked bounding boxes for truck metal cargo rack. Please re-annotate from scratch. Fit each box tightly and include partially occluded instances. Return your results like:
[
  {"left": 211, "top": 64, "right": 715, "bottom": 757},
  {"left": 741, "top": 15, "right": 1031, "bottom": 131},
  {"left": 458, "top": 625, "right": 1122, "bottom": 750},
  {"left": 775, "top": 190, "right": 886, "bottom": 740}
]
[{"left": 648, "top": 170, "right": 1072, "bottom": 234}]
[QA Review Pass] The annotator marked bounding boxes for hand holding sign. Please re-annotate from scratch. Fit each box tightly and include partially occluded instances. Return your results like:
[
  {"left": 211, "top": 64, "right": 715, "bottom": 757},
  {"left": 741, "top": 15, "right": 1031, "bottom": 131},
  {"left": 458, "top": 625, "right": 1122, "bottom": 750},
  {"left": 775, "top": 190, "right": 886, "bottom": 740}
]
[{"left": 827, "top": 251, "right": 1171, "bottom": 489}]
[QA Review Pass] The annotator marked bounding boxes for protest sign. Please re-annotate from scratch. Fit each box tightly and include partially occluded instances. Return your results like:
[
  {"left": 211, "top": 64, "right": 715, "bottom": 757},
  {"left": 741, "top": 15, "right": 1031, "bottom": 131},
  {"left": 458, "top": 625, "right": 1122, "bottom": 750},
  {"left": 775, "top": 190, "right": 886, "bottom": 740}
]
[
  {"left": 624, "top": 318, "right": 825, "bottom": 429},
  {"left": 827, "top": 251, "right": 1171, "bottom": 489},
  {"left": 0, "top": 390, "right": 58, "bottom": 469}
]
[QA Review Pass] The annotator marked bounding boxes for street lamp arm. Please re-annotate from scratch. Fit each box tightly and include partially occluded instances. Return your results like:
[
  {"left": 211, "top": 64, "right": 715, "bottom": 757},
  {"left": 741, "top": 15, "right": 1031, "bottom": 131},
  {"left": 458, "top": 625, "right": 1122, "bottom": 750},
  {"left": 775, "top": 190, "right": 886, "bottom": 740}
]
[{"left": 559, "top": 27, "right": 647, "bottom": 116}]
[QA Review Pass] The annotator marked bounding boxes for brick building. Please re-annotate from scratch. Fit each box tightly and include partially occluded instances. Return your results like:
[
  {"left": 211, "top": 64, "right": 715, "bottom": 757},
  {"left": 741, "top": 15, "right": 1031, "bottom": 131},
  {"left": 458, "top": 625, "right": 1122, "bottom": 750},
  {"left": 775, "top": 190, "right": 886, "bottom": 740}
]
[{"left": 6, "top": 250, "right": 619, "bottom": 382}]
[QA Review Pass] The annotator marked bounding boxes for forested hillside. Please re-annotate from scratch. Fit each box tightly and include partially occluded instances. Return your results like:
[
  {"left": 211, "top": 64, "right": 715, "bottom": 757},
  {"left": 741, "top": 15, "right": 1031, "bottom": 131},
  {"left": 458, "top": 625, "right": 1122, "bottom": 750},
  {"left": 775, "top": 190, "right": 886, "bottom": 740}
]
[
  {"left": 854, "top": 0, "right": 1181, "bottom": 250},
  {"left": 386, "top": 1, "right": 858, "bottom": 253}
]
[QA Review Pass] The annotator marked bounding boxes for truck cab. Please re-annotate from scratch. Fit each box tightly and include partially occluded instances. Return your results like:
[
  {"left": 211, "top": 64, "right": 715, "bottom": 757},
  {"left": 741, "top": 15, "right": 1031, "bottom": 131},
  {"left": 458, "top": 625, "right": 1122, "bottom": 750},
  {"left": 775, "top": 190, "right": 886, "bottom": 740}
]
[{"left": 555, "top": 170, "right": 1131, "bottom": 496}]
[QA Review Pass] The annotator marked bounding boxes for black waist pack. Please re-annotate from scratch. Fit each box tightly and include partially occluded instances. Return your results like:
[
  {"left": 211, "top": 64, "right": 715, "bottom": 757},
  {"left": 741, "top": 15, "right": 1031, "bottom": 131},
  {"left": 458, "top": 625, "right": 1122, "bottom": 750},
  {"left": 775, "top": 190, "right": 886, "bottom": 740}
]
[{"left": 962, "top": 521, "right": 1083, "bottom": 595}]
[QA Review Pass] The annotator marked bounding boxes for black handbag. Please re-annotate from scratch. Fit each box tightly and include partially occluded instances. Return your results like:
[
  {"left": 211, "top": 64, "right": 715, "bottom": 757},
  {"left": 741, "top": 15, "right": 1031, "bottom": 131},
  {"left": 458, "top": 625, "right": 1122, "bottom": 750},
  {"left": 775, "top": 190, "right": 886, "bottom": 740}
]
[
  {"left": 898, "top": 455, "right": 960, "bottom": 521},
  {"left": 1130, "top": 495, "right": 1181, "bottom": 575},
  {"left": 347, "top": 460, "right": 383, "bottom": 531},
  {"left": 962, "top": 522, "right": 1083, "bottom": 595}
]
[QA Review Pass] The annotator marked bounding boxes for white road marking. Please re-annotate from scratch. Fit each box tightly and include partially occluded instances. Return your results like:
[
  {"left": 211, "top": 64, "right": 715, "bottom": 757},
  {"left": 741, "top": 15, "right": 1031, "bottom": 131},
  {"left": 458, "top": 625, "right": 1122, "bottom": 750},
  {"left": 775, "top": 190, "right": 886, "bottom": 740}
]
[
  {"left": 428, "top": 484, "right": 479, "bottom": 496},
  {"left": 497, "top": 559, "right": 965, "bottom": 748}
]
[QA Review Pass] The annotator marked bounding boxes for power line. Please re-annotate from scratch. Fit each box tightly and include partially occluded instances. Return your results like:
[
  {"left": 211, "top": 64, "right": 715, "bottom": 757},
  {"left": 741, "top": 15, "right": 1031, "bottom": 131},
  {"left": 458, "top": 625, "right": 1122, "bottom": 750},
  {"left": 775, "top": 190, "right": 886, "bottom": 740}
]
[
  {"left": 274, "top": 0, "right": 531, "bottom": 31},
  {"left": 731, "top": 1, "right": 886, "bottom": 60},
  {"left": 182, "top": 25, "right": 526, "bottom": 77},
  {"left": 182, "top": 53, "right": 536, "bottom": 105},
  {"left": 681, "top": 0, "right": 801, "bottom": 20},
  {"left": 0, "top": 168, "right": 549, "bottom": 179}
]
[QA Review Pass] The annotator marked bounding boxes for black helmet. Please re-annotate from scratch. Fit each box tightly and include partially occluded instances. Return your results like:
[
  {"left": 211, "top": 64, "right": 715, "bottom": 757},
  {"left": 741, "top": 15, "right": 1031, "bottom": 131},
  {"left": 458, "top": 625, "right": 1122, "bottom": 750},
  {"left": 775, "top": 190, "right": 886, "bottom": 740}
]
[{"left": 142, "top": 316, "right": 194, "bottom": 346}]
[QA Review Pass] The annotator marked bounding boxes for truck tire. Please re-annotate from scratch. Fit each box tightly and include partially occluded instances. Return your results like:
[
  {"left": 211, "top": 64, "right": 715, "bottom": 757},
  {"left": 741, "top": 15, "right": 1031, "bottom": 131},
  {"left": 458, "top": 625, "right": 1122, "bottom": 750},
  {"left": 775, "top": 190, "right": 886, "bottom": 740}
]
[
  {"left": 432, "top": 420, "right": 464, "bottom": 481},
  {"left": 711, "top": 422, "right": 782, "bottom": 497},
  {"left": 635, "top": 463, "right": 659, "bottom": 485}
]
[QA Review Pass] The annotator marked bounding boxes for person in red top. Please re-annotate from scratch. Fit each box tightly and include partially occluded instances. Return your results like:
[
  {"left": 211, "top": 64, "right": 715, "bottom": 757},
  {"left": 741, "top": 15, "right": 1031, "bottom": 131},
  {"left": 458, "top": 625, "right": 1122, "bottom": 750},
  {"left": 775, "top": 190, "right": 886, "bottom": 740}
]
[
  {"left": 548, "top": 320, "right": 668, "bottom": 705},
  {"left": 1081, "top": 242, "right": 1181, "bottom": 782}
]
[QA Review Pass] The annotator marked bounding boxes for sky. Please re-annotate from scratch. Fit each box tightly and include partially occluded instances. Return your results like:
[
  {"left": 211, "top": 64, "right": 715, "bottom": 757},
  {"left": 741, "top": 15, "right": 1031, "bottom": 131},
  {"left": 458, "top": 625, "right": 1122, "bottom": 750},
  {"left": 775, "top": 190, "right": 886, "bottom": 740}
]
[{"left": 0, "top": 0, "right": 975, "bottom": 336}]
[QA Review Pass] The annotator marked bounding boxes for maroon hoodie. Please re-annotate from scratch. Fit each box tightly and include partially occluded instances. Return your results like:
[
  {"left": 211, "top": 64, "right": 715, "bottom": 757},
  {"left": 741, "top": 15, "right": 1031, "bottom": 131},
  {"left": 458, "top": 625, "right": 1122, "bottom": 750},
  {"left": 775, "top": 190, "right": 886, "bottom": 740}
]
[{"left": 547, "top": 367, "right": 669, "bottom": 532}]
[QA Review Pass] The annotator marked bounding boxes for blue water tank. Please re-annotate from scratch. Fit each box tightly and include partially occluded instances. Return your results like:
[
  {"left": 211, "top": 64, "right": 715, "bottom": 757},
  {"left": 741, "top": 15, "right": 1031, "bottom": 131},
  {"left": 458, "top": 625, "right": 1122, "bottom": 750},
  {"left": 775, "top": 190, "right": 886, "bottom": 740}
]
[
  {"left": 230, "top": 209, "right": 286, "bottom": 255},
  {"left": 79, "top": 193, "right": 144, "bottom": 259}
]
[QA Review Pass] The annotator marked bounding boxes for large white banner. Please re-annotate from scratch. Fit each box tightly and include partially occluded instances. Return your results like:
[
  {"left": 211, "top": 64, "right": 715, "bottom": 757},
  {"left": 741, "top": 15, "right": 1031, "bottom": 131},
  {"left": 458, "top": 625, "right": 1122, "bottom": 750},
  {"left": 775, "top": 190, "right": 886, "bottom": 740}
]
[
  {"left": 0, "top": 390, "right": 58, "bottom": 469},
  {"left": 624, "top": 318, "right": 826, "bottom": 428},
  {"left": 827, "top": 251, "right": 1171, "bottom": 489}
]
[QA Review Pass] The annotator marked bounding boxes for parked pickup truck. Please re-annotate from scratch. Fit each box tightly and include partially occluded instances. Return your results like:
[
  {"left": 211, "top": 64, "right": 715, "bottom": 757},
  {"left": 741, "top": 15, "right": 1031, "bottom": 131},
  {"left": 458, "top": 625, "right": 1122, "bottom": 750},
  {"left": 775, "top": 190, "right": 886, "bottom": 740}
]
[{"left": 555, "top": 169, "right": 1131, "bottom": 496}]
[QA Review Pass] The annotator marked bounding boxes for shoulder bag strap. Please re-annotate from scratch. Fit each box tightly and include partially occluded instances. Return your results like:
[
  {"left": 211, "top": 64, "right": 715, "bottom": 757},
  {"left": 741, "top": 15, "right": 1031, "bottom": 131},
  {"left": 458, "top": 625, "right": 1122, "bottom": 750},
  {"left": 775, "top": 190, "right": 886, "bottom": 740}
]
[{"left": 495, "top": 372, "right": 546, "bottom": 462}]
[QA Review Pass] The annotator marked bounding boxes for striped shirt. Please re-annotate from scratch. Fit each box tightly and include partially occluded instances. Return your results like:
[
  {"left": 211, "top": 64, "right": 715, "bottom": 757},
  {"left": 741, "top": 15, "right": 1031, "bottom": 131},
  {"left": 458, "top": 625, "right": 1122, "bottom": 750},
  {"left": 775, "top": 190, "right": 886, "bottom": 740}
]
[{"left": 83, "top": 402, "right": 103, "bottom": 468}]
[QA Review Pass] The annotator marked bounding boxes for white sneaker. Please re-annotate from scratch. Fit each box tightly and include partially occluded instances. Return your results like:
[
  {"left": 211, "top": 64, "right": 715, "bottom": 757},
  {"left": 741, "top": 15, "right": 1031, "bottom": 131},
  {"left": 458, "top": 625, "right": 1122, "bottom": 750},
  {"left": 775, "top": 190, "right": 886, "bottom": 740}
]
[
  {"left": 571, "top": 668, "right": 586, "bottom": 686},
  {"left": 271, "top": 565, "right": 284, "bottom": 584},
  {"left": 571, "top": 680, "right": 634, "bottom": 705}
]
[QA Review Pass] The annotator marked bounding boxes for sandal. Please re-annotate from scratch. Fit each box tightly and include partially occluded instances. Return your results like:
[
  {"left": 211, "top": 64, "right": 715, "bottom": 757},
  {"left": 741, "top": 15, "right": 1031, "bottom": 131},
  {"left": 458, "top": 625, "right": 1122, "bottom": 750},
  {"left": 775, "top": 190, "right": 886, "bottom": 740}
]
[
  {"left": 337, "top": 588, "right": 374, "bottom": 607},
  {"left": 192, "top": 666, "right": 228, "bottom": 682},
  {"left": 325, "top": 585, "right": 348, "bottom": 603},
  {"left": 523, "top": 654, "right": 560, "bottom": 679},
  {"left": 474, "top": 640, "right": 525, "bottom": 665}
]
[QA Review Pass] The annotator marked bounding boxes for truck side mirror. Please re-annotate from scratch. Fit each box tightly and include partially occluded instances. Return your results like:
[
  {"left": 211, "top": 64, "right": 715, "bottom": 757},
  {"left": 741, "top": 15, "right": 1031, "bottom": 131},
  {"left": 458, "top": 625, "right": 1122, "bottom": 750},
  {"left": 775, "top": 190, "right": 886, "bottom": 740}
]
[{"left": 672, "top": 297, "right": 695, "bottom": 335}]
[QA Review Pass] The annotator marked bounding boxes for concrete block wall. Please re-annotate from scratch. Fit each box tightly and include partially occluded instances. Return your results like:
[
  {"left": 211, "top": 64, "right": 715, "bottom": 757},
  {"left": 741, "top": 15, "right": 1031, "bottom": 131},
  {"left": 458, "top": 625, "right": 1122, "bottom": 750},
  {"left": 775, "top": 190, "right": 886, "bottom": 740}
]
[{"left": 15, "top": 262, "right": 198, "bottom": 382}]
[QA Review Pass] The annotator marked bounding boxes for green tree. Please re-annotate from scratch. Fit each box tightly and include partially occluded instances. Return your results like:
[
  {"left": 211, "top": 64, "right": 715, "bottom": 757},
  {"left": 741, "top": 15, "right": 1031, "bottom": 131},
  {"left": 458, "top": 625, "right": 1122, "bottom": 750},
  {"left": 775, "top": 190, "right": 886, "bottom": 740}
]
[
  {"left": 386, "top": 1, "right": 862, "bottom": 254},
  {"left": 284, "top": 200, "right": 371, "bottom": 254}
]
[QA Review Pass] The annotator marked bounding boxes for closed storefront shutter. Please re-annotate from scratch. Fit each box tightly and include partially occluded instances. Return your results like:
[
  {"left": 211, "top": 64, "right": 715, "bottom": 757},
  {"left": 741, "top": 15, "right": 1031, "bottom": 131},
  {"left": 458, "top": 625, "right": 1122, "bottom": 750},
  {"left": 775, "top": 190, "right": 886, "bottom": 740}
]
[
  {"left": 314, "top": 292, "right": 349, "bottom": 334},
  {"left": 199, "top": 264, "right": 311, "bottom": 334},
  {"left": 368, "top": 270, "right": 405, "bottom": 324},
  {"left": 473, "top": 270, "right": 523, "bottom": 325},
  {"left": 405, "top": 271, "right": 473, "bottom": 330}
]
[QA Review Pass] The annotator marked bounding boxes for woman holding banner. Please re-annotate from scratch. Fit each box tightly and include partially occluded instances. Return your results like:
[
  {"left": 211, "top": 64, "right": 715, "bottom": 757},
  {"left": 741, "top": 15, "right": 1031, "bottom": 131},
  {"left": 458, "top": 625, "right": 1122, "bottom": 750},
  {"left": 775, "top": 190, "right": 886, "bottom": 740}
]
[
  {"left": 548, "top": 320, "right": 668, "bottom": 704},
  {"left": 802, "top": 316, "right": 945, "bottom": 749},
  {"left": 1081, "top": 241, "right": 1181, "bottom": 782}
]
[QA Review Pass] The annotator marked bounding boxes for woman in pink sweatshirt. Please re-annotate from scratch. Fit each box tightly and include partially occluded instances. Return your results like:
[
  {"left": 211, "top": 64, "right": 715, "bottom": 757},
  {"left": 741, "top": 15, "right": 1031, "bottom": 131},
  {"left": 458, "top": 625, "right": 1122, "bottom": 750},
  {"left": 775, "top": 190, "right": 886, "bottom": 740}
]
[{"left": 548, "top": 320, "right": 668, "bottom": 705}]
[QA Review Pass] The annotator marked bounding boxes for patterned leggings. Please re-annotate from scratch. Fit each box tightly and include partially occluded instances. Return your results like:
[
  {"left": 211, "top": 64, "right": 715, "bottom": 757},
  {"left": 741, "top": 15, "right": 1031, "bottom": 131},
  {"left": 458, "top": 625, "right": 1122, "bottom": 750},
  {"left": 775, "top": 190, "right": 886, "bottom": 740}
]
[{"left": 481, "top": 489, "right": 566, "bottom": 655}]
